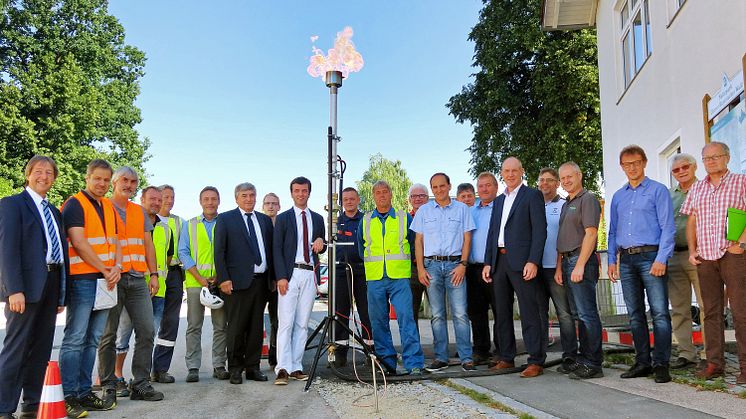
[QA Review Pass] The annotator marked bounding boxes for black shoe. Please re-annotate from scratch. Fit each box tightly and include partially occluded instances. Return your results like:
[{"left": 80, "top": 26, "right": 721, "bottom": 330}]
[
  {"left": 186, "top": 369, "right": 200, "bottom": 383},
  {"left": 557, "top": 358, "right": 580, "bottom": 374},
  {"left": 472, "top": 352, "right": 490, "bottom": 366},
  {"left": 151, "top": 371, "right": 175, "bottom": 384},
  {"left": 425, "top": 360, "right": 449, "bottom": 372},
  {"left": 229, "top": 371, "right": 243, "bottom": 384},
  {"left": 569, "top": 364, "right": 604, "bottom": 380},
  {"left": 245, "top": 369, "right": 268, "bottom": 382},
  {"left": 461, "top": 362, "right": 477, "bottom": 371},
  {"left": 620, "top": 363, "right": 652, "bottom": 379},
  {"left": 333, "top": 353, "right": 348, "bottom": 368},
  {"left": 654, "top": 365, "right": 671, "bottom": 383},
  {"left": 670, "top": 357, "right": 696, "bottom": 370},
  {"left": 102, "top": 386, "right": 117, "bottom": 408},
  {"left": 213, "top": 367, "right": 230, "bottom": 380},
  {"left": 129, "top": 381, "right": 164, "bottom": 401},
  {"left": 79, "top": 391, "right": 116, "bottom": 411},
  {"left": 64, "top": 396, "right": 88, "bottom": 418},
  {"left": 18, "top": 410, "right": 36, "bottom": 418}
]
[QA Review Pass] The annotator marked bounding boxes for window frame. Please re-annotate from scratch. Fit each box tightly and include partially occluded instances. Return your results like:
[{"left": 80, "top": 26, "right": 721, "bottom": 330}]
[{"left": 618, "top": 0, "right": 653, "bottom": 89}]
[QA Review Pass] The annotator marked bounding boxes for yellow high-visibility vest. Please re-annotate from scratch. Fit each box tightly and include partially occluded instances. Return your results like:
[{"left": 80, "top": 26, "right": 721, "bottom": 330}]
[
  {"left": 361, "top": 210, "right": 411, "bottom": 280},
  {"left": 184, "top": 216, "right": 215, "bottom": 289}
]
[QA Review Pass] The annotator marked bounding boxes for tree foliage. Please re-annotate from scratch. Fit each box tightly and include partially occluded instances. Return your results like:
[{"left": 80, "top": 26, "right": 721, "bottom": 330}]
[
  {"left": 448, "top": 0, "right": 602, "bottom": 192},
  {"left": 0, "top": 0, "right": 149, "bottom": 205},
  {"left": 355, "top": 153, "right": 412, "bottom": 213}
]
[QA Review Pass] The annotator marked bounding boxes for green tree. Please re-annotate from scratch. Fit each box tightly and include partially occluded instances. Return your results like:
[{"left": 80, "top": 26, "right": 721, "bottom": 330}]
[
  {"left": 0, "top": 0, "right": 150, "bottom": 205},
  {"left": 447, "top": 0, "right": 602, "bottom": 192},
  {"left": 355, "top": 153, "right": 412, "bottom": 213}
]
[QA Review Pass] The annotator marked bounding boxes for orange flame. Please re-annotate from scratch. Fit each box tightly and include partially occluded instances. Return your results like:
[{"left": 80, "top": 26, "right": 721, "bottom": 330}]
[{"left": 307, "top": 26, "right": 364, "bottom": 79}]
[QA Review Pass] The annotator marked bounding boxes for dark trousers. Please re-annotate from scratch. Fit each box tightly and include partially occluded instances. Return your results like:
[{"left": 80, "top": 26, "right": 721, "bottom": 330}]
[
  {"left": 538, "top": 267, "right": 578, "bottom": 360},
  {"left": 152, "top": 266, "right": 184, "bottom": 373},
  {"left": 409, "top": 263, "right": 427, "bottom": 329},
  {"left": 492, "top": 254, "right": 546, "bottom": 365},
  {"left": 334, "top": 263, "right": 372, "bottom": 355},
  {"left": 466, "top": 263, "right": 495, "bottom": 356},
  {"left": 697, "top": 251, "right": 746, "bottom": 370},
  {"left": 266, "top": 289, "right": 278, "bottom": 365},
  {"left": 0, "top": 270, "right": 59, "bottom": 414},
  {"left": 223, "top": 275, "right": 267, "bottom": 372}
]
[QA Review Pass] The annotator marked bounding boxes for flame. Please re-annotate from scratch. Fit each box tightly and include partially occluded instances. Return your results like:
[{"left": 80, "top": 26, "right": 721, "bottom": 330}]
[{"left": 307, "top": 26, "right": 364, "bottom": 79}]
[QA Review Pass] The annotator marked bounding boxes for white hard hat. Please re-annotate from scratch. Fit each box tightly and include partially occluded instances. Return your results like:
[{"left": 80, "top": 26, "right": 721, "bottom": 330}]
[{"left": 200, "top": 287, "right": 224, "bottom": 309}]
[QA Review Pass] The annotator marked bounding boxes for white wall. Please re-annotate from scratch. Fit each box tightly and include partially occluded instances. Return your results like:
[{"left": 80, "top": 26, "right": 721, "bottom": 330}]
[{"left": 595, "top": 0, "right": 746, "bottom": 199}]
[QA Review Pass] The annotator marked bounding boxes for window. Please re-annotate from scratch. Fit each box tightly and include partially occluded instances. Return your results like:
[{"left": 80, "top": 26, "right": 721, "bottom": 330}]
[
  {"left": 659, "top": 137, "right": 681, "bottom": 188},
  {"left": 619, "top": 0, "right": 653, "bottom": 87}
]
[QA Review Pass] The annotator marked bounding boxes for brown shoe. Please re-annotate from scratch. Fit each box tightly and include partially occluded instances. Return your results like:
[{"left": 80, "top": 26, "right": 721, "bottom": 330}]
[
  {"left": 694, "top": 362, "right": 724, "bottom": 380},
  {"left": 520, "top": 364, "right": 543, "bottom": 378},
  {"left": 274, "top": 369, "right": 289, "bottom": 385},
  {"left": 290, "top": 370, "right": 308, "bottom": 381},
  {"left": 737, "top": 373, "right": 746, "bottom": 385},
  {"left": 489, "top": 361, "right": 515, "bottom": 371}
]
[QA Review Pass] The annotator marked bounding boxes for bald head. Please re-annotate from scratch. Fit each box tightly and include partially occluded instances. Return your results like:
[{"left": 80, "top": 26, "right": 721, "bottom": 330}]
[{"left": 501, "top": 157, "right": 524, "bottom": 191}]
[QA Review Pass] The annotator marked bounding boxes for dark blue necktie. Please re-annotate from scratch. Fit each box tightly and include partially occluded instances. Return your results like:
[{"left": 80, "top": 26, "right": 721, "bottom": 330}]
[
  {"left": 42, "top": 200, "right": 62, "bottom": 263},
  {"left": 245, "top": 213, "right": 262, "bottom": 265}
]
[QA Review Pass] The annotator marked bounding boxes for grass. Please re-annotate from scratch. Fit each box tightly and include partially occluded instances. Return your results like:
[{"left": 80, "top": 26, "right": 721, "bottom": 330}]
[
  {"left": 672, "top": 375, "right": 729, "bottom": 392},
  {"left": 739, "top": 390, "right": 746, "bottom": 399},
  {"left": 438, "top": 379, "right": 535, "bottom": 419},
  {"left": 603, "top": 352, "right": 635, "bottom": 368}
]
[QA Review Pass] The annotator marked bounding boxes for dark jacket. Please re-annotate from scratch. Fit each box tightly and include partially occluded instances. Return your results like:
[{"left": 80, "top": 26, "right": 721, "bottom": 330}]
[
  {"left": 0, "top": 190, "right": 69, "bottom": 305},
  {"left": 273, "top": 208, "right": 325, "bottom": 281},
  {"left": 484, "top": 186, "right": 547, "bottom": 273},
  {"left": 336, "top": 210, "right": 363, "bottom": 264},
  {"left": 214, "top": 207, "right": 274, "bottom": 291}
]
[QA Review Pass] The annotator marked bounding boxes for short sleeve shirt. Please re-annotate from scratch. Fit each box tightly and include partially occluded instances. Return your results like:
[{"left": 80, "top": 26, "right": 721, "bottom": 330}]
[
  {"left": 557, "top": 189, "right": 601, "bottom": 253},
  {"left": 410, "top": 199, "right": 475, "bottom": 257},
  {"left": 543, "top": 195, "right": 564, "bottom": 268}
]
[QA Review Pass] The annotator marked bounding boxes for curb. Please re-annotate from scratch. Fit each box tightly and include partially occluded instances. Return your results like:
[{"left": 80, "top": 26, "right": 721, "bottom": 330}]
[{"left": 448, "top": 378, "right": 559, "bottom": 419}]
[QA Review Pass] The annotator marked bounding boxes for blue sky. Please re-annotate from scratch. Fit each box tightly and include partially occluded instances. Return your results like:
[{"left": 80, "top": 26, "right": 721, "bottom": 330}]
[{"left": 109, "top": 0, "right": 483, "bottom": 217}]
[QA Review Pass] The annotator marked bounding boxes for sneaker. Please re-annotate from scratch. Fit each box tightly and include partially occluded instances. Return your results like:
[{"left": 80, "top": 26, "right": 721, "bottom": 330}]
[
  {"left": 79, "top": 392, "right": 115, "bottom": 411},
  {"left": 569, "top": 364, "right": 604, "bottom": 380},
  {"left": 557, "top": 358, "right": 580, "bottom": 374},
  {"left": 102, "top": 386, "right": 117, "bottom": 408},
  {"left": 409, "top": 368, "right": 424, "bottom": 376},
  {"left": 64, "top": 396, "right": 88, "bottom": 419},
  {"left": 461, "top": 362, "right": 477, "bottom": 372},
  {"left": 129, "top": 382, "right": 164, "bottom": 401},
  {"left": 151, "top": 371, "right": 175, "bottom": 384},
  {"left": 213, "top": 366, "right": 230, "bottom": 380},
  {"left": 115, "top": 377, "right": 129, "bottom": 397},
  {"left": 186, "top": 369, "right": 200, "bottom": 383},
  {"left": 425, "top": 360, "right": 449, "bottom": 372},
  {"left": 274, "top": 369, "right": 289, "bottom": 385}
]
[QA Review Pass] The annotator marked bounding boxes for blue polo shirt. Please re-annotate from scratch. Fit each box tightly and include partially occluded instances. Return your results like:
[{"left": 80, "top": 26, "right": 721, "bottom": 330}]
[
  {"left": 410, "top": 199, "right": 475, "bottom": 257},
  {"left": 543, "top": 195, "right": 564, "bottom": 268}
]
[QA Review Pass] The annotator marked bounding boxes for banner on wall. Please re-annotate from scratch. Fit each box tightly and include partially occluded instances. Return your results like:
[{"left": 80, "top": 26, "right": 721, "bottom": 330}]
[{"left": 710, "top": 101, "right": 746, "bottom": 174}]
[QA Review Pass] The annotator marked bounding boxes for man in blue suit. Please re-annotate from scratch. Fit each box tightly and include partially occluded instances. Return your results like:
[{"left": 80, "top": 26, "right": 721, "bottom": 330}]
[
  {"left": 483, "top": 157, "right": 547, "bottom": 378},
  {"left": 0, "top": 155, "right": 68, "bottom": 419},
  {"left": 272, "top": 176, "right": 325, "bottom": 385},
  {"left": 215, "top": 182, "right": 274, "bottom": 384}
]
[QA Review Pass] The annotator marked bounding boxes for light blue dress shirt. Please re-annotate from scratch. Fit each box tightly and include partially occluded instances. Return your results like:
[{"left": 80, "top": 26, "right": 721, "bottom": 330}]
[
  {"left": 543, "top": 196, "right": 564, "bottom": 268},
  {"left": 410, "top": 199, "right": 475, "bottom": 257},
  {"left": 178, "top": 214, "right": 217, "bottom": 271},
  {"left": 468, "top": 200, "right": 494, "bottom": 264}
]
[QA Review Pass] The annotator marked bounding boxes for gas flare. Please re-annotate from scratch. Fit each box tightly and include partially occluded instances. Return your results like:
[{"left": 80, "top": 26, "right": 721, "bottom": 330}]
[{"left": 307, "top": 26, "right": 364, "bottom": 79}]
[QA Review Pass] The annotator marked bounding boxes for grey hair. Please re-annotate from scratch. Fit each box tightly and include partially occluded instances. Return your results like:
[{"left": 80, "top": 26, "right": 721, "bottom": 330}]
[
  {"left": 234, "top": 182, "right": 256, "bottom": 198},
  {"left": 672, "top": 153, "right": 697, "bottom": 167},
  {"left": 112, "top": 166, "right": 139, "bottom": 184},
  {"left": 372, "top": 180, "right": 391, "bottom": 193},
  {"left": 704, "top": 141, "right": 730, "bottom": 156},
  {"left": 159, "top": 184, "right": 175, "bottom": 192},
  {"left": 559, "top": 161, "right": 582, "bottom": 174},
  {"left": 408, "top": 183, "right": 428, "bottom": 196}
]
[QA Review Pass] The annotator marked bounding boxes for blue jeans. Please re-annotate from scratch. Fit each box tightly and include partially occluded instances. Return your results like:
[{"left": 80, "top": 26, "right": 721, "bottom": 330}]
[
  {"left": 619, "top": 251, "right": 672, "bottom": 367},
  {"left": 425, "top": 259, "right": 472, "bottom": 363},
  {"left": 562, "top": 253, "right": 603, "bottom": 369},
  {"left": 367, "top": 277, "right": 424, "bottom": 372},
  {"left": 59, "top": 279, "right": 110, "bottom": 397},
  {"left": 115, "top": 296, "right": 164, "bottom": 354}
]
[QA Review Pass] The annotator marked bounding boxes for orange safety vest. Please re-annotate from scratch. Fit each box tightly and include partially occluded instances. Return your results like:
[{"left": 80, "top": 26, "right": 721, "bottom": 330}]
[
  {"left": 117, "top": 200, "right": 148, "bottom": 273},
  {"left": 64, "top": 191, "right": 118, "bottom": 275}
]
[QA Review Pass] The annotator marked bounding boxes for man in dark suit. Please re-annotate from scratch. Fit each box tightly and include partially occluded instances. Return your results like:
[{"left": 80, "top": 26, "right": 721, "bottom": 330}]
[
  {"left": 272, "top": 176, "right": 325, "bottom": 385},
  {"left": 215, "top": 182, "right": 274, "bottom": 384},
  {"left": 483, "top": 157, "right": 547, "bottom": 378},
  {"left": 0, "top": 155, "right": 68, "bottom": 419}
]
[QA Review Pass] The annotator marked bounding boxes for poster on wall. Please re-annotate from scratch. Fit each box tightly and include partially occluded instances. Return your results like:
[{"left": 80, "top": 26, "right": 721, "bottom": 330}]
[{"left": 710, "top": 101, "right": 746, "bottom": 174}]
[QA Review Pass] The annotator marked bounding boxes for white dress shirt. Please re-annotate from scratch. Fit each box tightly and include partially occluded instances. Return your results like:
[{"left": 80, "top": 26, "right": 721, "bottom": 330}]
[
  {"left": 498, "top": 184, "right": 522, "bottom": 247},
  {"left": 292, "top": 206, "right": 314, "bottom": 264},
  {"left": 26, "top": 186, "right": 63, "bottom": 264},
  {"left": 239, "top": 208, "right": 267, "bottom": 273}
]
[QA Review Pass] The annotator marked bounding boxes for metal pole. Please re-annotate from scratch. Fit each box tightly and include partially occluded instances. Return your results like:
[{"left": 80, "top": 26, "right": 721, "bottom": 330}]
[
  {"left": 371, "top": 354, "right": 379, "bottom": 413},
  {"left": 325, "top": 71, "right": 342, "bottom": 349}
]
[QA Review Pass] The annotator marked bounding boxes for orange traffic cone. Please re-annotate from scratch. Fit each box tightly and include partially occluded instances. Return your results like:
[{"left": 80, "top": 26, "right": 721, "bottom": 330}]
[
  {"left": 261, "top": 329, "right": 269, "bottom": 357},
  {"left": 389, "top": 304, "right": 397, "bottom": 320},
  {"left": 37, "top": 361, "right": 65, "bottom": 419}
]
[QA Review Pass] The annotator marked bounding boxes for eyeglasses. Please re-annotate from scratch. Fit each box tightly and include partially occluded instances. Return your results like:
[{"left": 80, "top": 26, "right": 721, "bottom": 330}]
[
  {"left": 702, "top": 154, "right": 727, "bottom": 162},
  {"left": 620, "top": 159, "right": 643, "bottom": 169},
  {"left": 538, "top": 178, "right": 557, "bottom": 184},
  {"left": 263, "top": 202, "right": 279, "bottom": 206},
  {"left": 409, "top": 194, "right": 428, "bottom": 199},
  {"left": 671, "top": 164, "right": 691, "bottom": 174}
]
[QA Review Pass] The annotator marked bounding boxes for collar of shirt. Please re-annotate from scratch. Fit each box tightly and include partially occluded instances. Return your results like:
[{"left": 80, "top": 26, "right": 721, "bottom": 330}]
[
  {"left": 547, "top": 194, "right": 561, "bottom": 204},
  {"left": 477, "top": 199, "right": 494, "bottom": 209},
  {"left": 293, "top": 206, "right": 310, "bottom": 218},
  {"left": 341, "top": 210, "right": 363, "bottom": 222},
  {"left": 157, "top": 214, "right": 168, "bottom": 223},
  {"left": 504, "top": 184, "right": 522, "bottom": 197},
  {"left": 372, "top": 207, "right": 397, "bottom": 220},
  {"left": 704, "top": 170, "right": 731, "bottom": 187},
  {"left": 567, "top": 188, "right": 588, "bottom": 203},
  {"left": 625, "top": 176, "right": 650, "bottom": 190},
  {"left": 25, "top": 186, "right": 45, "bottom": 207},
  {"left": 433, "top": 199, "right": 453, "bottom": 209},
  {"left": 200, "top": 213, "right": 217, "bottom": 223},
  {"left": 239, "top": 207, "right": 257, "bottom": 219}
]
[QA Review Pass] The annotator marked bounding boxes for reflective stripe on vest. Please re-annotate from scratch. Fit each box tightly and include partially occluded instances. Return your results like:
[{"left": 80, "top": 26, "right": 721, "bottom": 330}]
[
  {"left": 64, "top": 191, "right": 118, "bottom": 275},
  {"left": 167, "top": 215, "right": 182, "bottom": 266},
  {"left": 152, "top": 221, "right": 171, "bottom": 298},
  {"left": 118, "top": 200, "right": 148, "bottom": 273},
  {"left": 361, "top": 210, "right": 411, "bottom": 280},
  {"left": 184, "top": 216, "right": 215, "bottom": 289}
]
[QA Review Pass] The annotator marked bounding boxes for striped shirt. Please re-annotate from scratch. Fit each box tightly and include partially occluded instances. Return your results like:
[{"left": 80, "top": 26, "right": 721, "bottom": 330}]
[{"left": 679, "top": 171, "right": 746, "bottom": 261}]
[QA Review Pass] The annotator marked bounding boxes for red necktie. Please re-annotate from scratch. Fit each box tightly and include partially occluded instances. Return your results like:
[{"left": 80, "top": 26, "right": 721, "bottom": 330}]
[{"left": 302, "top": 210, "right": 310, "bottom": 263}]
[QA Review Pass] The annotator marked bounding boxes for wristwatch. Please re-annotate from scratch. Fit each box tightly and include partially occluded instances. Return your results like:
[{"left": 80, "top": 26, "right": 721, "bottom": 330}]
[
  {"left": 739, "top": 242, "right": 746, "bottom": 250},
  {"left": 115, "top": 263, "right": 123, "bottom": 271},
  {"left": 460, "top": 260, "right": 468, "bottom": 267},
  {"left": 149, "top": 272, "right": 159, "bottom": 277}
]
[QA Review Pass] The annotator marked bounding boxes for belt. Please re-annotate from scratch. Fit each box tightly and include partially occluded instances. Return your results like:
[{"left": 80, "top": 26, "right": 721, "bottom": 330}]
[
  {"left": 498, "top": 247, "right": 507, "bottom": 255},
  {"left": 254, "top": 272, "right": 268, "bottom": 278},
  {"left": 674, "top": 245, "right": 688, "bottom": 252},
  {"left": 47, "top": 263, "right": 62, "bottom": 272},
  {"left": 294, "top": 263, "right": 314, "bottom": 271},
  {"left": 425, "top": 255, "right": 461, "bottom": 262},
  {"left": 621, "top": 245, "right": 659, "bottom": 255},
  {"left": 167, "top": 265, "right": 182, "bottom": 272},
  {"left": 560, "top": 248, "right": 581, "bottom": 258}
]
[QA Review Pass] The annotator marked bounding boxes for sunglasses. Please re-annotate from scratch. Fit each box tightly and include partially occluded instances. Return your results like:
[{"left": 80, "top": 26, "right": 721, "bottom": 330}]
[{"left": 671, "top": 164, "right": 691, "bottom": 174}]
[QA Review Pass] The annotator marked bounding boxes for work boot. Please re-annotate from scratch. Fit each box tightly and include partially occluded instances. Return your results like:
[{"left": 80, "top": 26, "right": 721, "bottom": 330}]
[
  {"left": 151, "top": 371, "right": 175, "bottom": 384},
  {"left": 102, "top": 386, "right": 117, "bottom": 409},
  {"left": 213, "top": 366, "right": 230, "bottom": 380},
  {"left": 186, "top": 369, "right": 199, "bottom": 383},
  {"left": 64, "top": 396, "right": 88, "bottom": 419},
  {"left": 79, "top": 392, "right": 115, "bottom": 411},
  {"left": 557, "top": 358, "right": 579, "bottom": 374},
  {"left": 129, "top": 381, "right": 164, "bottom": 401}
]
